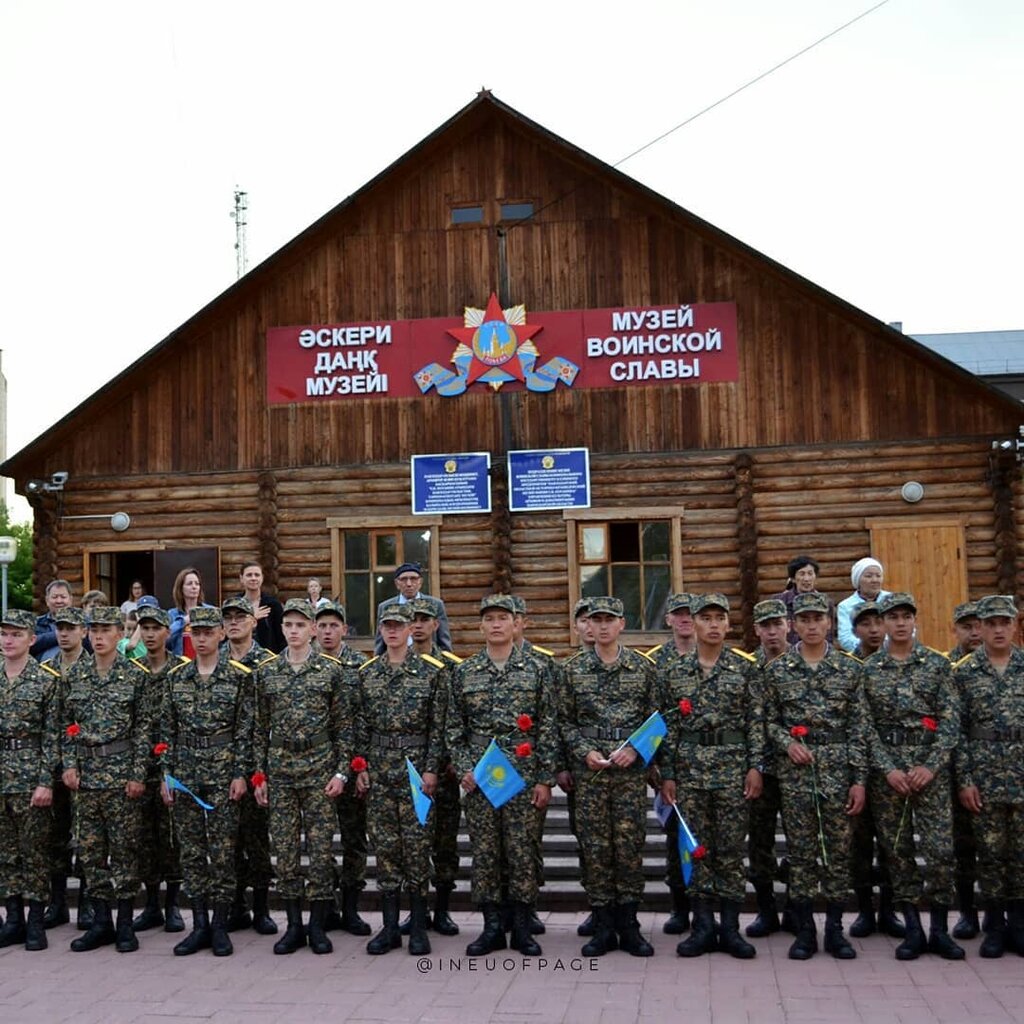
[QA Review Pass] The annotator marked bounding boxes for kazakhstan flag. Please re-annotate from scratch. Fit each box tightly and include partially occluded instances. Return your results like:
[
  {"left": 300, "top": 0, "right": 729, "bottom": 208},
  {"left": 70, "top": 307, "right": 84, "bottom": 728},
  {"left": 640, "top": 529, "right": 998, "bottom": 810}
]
[
  {"left": 472, "top": 739, "right": 526, "bottom": 809},
  {"left": 164, "top": 773, "right": 215, "bottom": 811},
  {"left": 626, "top": 711, "right": 668, "bottom": 766},
  {"left": 406, "top": 758, "right": 434, "bottom": 826},
  {"left": 676, "top": 809, "right": 700, "bottom": 886}
]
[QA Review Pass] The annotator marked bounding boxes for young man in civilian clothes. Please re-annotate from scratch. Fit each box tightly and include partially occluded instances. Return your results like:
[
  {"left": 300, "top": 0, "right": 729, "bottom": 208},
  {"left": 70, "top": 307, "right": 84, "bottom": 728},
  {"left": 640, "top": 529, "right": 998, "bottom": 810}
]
[
  {"left": 445, "top": 594, "right": 558, "bottom": 957},
  {"left": 657, "top": 592, "right": 765, "bottom": 959},
  {"left": 314, "top": 600, "right": 371, "bottom": 936},
  {"left": 560, "top": 596, "right": 658, "bottom": 956},
  {"left": 762, "top": 592, "right": 868, "bottom": 959},
  {"left": 221, "top": 596, "right": 278, "bottom": 935},
  {"left": 60, "top": 607, "right": 150, "bottom": 953},
  {"left": 860, "top": 592, "right": 964, "bottom": 960},
  {"left": 351, "top": 603, "right": 447, "bottom": 955},
  {"left": 954, "top": 594, "right": 1024, "bottom": 957},
  {"left": 0, "top": 610, "right": 60, "bottom": 950},
  {"left": 158, "top": 607, "right": 253, "bottom": 956},
  {"left": 253, "top": 599, "right": 349, "bottom": 955},
  {"left": 130, "top": 599, "right": 188, "bottom": 935}
]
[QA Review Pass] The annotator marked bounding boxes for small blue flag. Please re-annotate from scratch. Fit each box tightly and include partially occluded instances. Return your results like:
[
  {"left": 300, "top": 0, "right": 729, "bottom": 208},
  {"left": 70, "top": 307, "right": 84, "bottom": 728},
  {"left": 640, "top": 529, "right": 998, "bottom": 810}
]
[
  {"left": 472, "top": 739, "right": 526, "bottom": 809},
  {"left": 675, "top": 807, "right": 700, "bottom": 886},
  {"left": 164, "top": 773, "right": 215, "bottom": 811},
  {"left": 406, "top": 758, "right": 434, "bottom": 827},
  {"left": 626, "top": 711, "right": 668, "bottom": 766}
]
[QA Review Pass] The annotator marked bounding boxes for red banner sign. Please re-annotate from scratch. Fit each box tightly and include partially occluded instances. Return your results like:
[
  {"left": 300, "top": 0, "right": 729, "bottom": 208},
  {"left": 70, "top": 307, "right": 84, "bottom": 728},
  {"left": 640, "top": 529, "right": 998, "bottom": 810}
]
[{"left": 266, "top": 297, "right": 737, "bottom": 404}]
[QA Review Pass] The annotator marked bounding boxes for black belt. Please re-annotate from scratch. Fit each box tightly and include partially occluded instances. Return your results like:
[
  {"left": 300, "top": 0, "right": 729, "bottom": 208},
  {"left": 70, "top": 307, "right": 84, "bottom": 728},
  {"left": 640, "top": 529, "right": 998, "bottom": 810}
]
[
  {"left": 580, "top": 726, "right": 630, "bottom": 742},
  {"left": 0, "top": 734, "right": 40, "bottom": 752},
  {"left": 180, "top": 729, "right": 233, "bottom": 750},
  {"left": 970, "top": 726, "right": 1024, "bottom": 742},
  {"left": 370, "top": 732, "right": 426, "bottom": 750},
  {"left": 800, "top": 728, "right": 848, "bottom": 745},
  {"left": 78, "top": 739, "right": 130, "bottom": 759},
  {"left": 469, "top": 732, "right": 495, "bottom": 747},
  {"left": 877, "top": 727, "right": 936, "bottom": 746},
  {"left": 679, "top": 728, "right": 745, "bottom": 746},
  {"left": 271, "top": 730, "right": 329, "bottom": 753}
]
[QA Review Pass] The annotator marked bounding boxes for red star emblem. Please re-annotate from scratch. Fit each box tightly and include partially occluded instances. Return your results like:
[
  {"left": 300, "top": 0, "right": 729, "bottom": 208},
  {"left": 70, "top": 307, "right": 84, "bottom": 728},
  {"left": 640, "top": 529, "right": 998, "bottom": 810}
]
[{"left": 446, "top": 293, "right": 543, "bottom": 386}]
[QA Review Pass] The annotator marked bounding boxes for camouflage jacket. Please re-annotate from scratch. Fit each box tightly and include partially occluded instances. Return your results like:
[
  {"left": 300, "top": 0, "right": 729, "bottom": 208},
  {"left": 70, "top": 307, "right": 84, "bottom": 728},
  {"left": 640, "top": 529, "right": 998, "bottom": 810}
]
[
  {"left": 255, "top": 649, "right": 350, "bottom": 788},
  {"left": 560, "top": 645, "right": 659, "bottom": 774},
  {"left": 860, "top": 643, "right": 960, "bottom": 776},
  {"left": 0, "top": 656, "right": 61, "bottom": 793},
  {"left": 160, "top": 654, "right": 254, "bottom": 791},
  {"left": 953, "top": 646, "right": 1024, "bottom": 802},
  {"left": 140, "top": 654, "right": 191, "bottom": 782},
  {"left": 61, "top": 654, "right": 151, "bottom": 788},
  {"left": 446, "top": 645, "right": 558, "bottom": 788},
  {"left": 657, "top": 647, "right": 766, "bottom": 790},
  {"left": 762, "top": 646, "right": 869, "bottom": 795},
  {"left": 352, "top": 650, "right": 447, "bottom": 782}
]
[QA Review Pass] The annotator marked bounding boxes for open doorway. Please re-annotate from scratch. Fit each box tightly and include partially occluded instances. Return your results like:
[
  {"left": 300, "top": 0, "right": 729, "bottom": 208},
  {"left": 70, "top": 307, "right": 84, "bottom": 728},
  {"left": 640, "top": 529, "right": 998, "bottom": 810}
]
[{"left": 84, "top": 546, "right": 221, "bottom": 610}]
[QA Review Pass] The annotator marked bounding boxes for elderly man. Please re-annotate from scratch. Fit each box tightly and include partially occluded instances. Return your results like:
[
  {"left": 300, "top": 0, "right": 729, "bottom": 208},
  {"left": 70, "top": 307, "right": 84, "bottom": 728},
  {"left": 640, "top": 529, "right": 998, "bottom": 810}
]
[{"left": 375, "top": 563, "right": 452, "bottom": 654}]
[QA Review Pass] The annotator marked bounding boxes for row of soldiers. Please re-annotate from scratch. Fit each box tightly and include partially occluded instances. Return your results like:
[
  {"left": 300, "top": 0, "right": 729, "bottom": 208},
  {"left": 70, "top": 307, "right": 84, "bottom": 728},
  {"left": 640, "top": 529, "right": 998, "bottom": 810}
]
[{"left": 0, "top": 585, "right": 1021, "bottom": 963}]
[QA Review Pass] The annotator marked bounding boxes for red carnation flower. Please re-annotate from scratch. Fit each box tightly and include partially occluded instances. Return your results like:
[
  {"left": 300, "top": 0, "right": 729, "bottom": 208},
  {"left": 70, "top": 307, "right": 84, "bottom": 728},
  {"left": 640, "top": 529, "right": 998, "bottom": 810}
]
[
  {"left": 679, "top": 699, "right": 693, "bottom": 716},
  {"left": 692, "top": 845, "right": 707, "bottom": 860},
  {"left": 921, "top": 716, "right": 938, "bottom": 732},
  {"left": 517, "top": 714, "right": 533, "bottom": 732},
  {"left": 251, "top": 771, "right": 267, "bottom": 788},
  {"left": 152, "top": 742, "right": 169, "bottom": 756},
  {"left": 351, "top": 756, "right": 368, "bottom": 773},
  {"left": 515, "top": 742, "right": 532, "bottom": 758},
  {"left": 65, "top": 723, "right": 81, "bottom": 739},
  {"left": 790, "top": 725, "right": 809, "bottom": 738}
]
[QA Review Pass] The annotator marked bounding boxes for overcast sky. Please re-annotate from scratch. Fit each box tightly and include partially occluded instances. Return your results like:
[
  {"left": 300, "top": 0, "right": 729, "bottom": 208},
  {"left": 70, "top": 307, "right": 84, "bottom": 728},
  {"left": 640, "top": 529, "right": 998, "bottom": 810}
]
[{"left": 2, "top": 0, "right": 1021, "bottom": 515}]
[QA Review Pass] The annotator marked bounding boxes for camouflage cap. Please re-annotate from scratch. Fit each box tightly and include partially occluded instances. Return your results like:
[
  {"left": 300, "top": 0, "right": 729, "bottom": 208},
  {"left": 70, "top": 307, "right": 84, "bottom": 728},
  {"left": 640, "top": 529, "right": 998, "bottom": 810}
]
[
  {"left": 953, "top": 601, "right": 979, "bottom": 623},
  {"left": 1, "top": 609, "right": 36, "bottom": 630},
  {"left": 282, "top": 598, "right": 315, "bottom": 620},
  {"left": 851, "top": 600, "right": 881, "bottom": 624},
  {"left": 793, "top": 592, "right": 830, "bottom": 616},
  {"left": 314, "top": 600, "right": 347, "bottom": 621},
  {"left": 510, "top": 595, "right": 527, "bottom": 615},
  {"left": 87, "top": 606, "right": 124, "bottom": 626},
  {"left": 666, "top": 592, "right": 694, "bottom": 613},
  {"left": 379, "top": 603, "right": 412, "bottom": 624},
  {"left": 878, "top": 592, "right": 917, "bottom": 615},
  {"left": 222, "top": 596, "right": 255, "bottom": 616},
  {"left": 753, "top": 599, "right": 787, "bottom": 623},
  {"left": 409, "top": 597, "right": 440, "bottom": 619},
  {"left": 586, "top": 596, "right": 625, "bottom": 618},
  {"left": 190, "top": 607, "right": 224, "bottom": 628},
  {"left": 480, "top": 594, "right": 516, "bottom": 615},
  {"left": 691, "top": 592, "right": 730, "bottom": 614},
  {"left": 976, "top": 594, "right": 1019, "bottom": 620},
  {"left": 53, "top": 606, "right": 86, "bottom": 627},
  {"left": 135, "top": 604, "right": 170, "bottom": 628},
  {"left": 572, "top": 598, "right": 593, "bottom": 619}
]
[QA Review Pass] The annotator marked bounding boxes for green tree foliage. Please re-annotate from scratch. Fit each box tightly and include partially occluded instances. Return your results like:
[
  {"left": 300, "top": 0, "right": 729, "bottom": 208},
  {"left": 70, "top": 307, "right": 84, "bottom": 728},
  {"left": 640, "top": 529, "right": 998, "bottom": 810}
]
[{"left": 0, "top": 504, "right": 33, "bottom": 610}]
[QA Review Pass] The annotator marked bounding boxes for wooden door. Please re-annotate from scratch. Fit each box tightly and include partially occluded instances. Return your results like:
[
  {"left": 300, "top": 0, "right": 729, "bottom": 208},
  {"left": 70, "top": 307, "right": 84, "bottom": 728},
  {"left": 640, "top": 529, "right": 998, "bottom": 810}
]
[{"left": 867, "top": 517, "right": 967, "bottom": 651}]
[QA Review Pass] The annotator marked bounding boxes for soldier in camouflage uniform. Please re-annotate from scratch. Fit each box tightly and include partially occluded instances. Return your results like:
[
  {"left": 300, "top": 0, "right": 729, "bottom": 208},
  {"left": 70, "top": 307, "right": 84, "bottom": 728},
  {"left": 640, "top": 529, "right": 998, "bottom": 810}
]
[
  {"left": 657, "top": 593, "right": 765, "bottom": 959},
  {"left": 159, "top": 607, "right": 253, "bottom": 956},
  {"left": 954, "top": 594, "right": 1024, "bottom": 957},
  {"left": 223, "top": 596, "right": 279, "bottom": 936},
  {"left": 351, "top": 604, "right": 447, "bottom": 955},
  {"left": 446, "top": 594, "right": 558, "bottom": 958},
  {"left": 0, "top": 610, "right": 60, "bottom": 950},
  {"left": 130, "top": 600, "right": 187, "bottom": 935},
  {"left": 314, "top": 599, "right": 370, "bottom": 936},
  {"left": 762, "top": 592, "right": 868, "bottom": 959},
  {"left": 560, "top": 596, "right": 657, "bottom": 957},
  {"left": 253, "top": 599, "right": 349, "bottom": 955},
  {"left": 861, "top": 592, "right": 963, "bottom": 960},
  {"left": 60, "top": 607, "right": 150, "bottom": 953}
]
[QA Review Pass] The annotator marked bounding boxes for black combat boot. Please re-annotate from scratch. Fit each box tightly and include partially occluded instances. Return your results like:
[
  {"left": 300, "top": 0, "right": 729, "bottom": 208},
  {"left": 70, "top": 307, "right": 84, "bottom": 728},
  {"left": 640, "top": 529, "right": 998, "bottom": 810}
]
[
  {"left": 895, "top": 903, "right": 926, "bottom": 960},
  {"left": 719, "top": 899, "right": 756, "bottom": 959},
  {"left": 273, "top": 898, "right": 306, "bottom": 954},
  {"left": 43, "top": 873, "right": 70, "bottom": 928},
  {"left": 340, "top": 885, "right": 372, "bottom": 936},
  {"left": 823, "top": 901, "right": 856, "bottom": 959},
  {"left": 1006, "top": 899, "right": 1024, "bottom": 956},
  {"left": 663, "top": 886, "right": 690, "bottom": 935},
  {"left": 211, "top": 902, "right": 234, "bottom": 956},
  {"left": 0, "top": 896, "right": 25, "bottom": 948},
  {"left": 432, "top": 882, "right": 459, "bottom": 936},
  {"left": 466, "top": 902, "right": 506, "bottom": 956},
  {"left": 76, "top": 884, "right": 94, "bottom": 930},
  {"left": 164, "top": 881, "right": 185, "bottom": 932},
  {"left": 510, "top": 901, "right": 541, "bottom": 956},
  {"left": 979, "top": 901, "right": 1006, "bottom": 958},
  {"left": 25, "top": 899, "right": 47, "bottom": 951},
  {"left": 174, "top": 899, "right": 211, "bottom": 956},
  {"left": 324, "top": 894, "right": 344, "bottom": 932},
  {"left": 787, "top": 900, "right": 818, "bottom": 960},
  {"left": 226, "top": 884, "right": 252, "bottom": 931},
  {"left": 677, "top": 898, "right": 717, "bottom": 957},
  {"left": 115, "top": 899, "right": 139, "bottom": 952},
  {"left": 616, "top": 902, "right": 654, "bottom": 957},
  {"left": 307, "top": 899, "right": 334, "bottom": 955},
  {"left": 70, "top": 898, "right": 114, "bottom": 951},
  {"left": 528, "top": 906, "right": 545, "bottom": 935},
  {"left": 252, "top": 887, "right": 278, "bottom": 935},
  {"left": 132, "top": 883, "right": 164, "bottom": 932},
  {"left": 367, "top": 892, "right": 402, "bottom": 955},
  {"left": 581, "top": 905, "right": 618, "bottom": 957},
  {"left": 878, "top": 885, "right": 905, "bottom": 937},
  {"left": 407, "top": 893, "right": 431, "bottom": 956},
  {"left": 952, "top": 874, "right": 979, "bottom": 939},
  {"left": 927, "top": 903, "right": 965, "bottom": 959},
  {"left": 746, "top": 882, "right": 780, "bottom": 937},
  {"left": 847, "top": 886, "right": 875, "bottom": 938},
  {"left": 577, "top": 912, "right": 595, "bottom": 936}
]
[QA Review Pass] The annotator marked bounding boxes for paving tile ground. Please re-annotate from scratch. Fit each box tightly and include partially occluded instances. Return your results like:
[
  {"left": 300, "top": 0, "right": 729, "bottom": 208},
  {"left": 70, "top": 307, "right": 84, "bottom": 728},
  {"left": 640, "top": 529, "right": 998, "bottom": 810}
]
[{"left": 2, "top": 910, "right": 1021, "bottom": 1023}]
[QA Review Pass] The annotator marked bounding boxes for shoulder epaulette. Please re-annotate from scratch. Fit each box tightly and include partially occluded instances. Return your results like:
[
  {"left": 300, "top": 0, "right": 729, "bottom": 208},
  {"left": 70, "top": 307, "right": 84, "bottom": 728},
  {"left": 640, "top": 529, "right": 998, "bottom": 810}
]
[
  {"left": 421, "top": 653, "right": 445, "bottom": 669},
  {"left": 953, "top": 653, "right": 975, "bottom": 669},
  {"left": 228, "top": 659, "right": 252, "bottom": 675},
  {"left": 645, "top": 644, "right": 664, "bottom": 657},
  {"left": 731, "top": 647, "right": 757, "bottom": 663},
  {"left": 176, "top": 655, "right": 192, "bottom": 665},
  {"left": 256, "top": 654, "right": 277, "bottom": 668},
  {"left": 531, "top": 644, "right": 555, "bottom": 657},
  {"left": 926, "top": 646, "right": 949, "bottom": 660},
  {"left": 321, "top": 653, "right": 342, "bottom": 665},
  {"left": 441, "top": 650, "right": 463, "bottom": 664},
  {"left": 563, "top": 649, "right": 586, "bottom": 665},
  {"left": 634, "top": 648, "right": 656, "bottom": 664},
  {"left": 359, "top": 656, "right": 380, "bottom": 671},
  {"left": 168, "top": 660, "right": 191, "bottom": 675},
  {"left": 840, "top": 650, "right": 862, "bottom": 663},
  {"left": 39, "top": 662, "right": 61, "bottom": 678},
  {"left": 129, "top": 658, "right": 151, "bottom": 674}
]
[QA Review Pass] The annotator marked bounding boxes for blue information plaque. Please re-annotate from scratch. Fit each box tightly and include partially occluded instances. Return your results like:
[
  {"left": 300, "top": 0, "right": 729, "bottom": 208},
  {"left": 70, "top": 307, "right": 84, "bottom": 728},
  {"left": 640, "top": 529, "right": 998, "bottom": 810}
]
[
  {"left": 508, "top": 448, "right": 591, "bottom": 512},
  {"left": 411, "top": 453, "right": 492, "bottom": 515}
]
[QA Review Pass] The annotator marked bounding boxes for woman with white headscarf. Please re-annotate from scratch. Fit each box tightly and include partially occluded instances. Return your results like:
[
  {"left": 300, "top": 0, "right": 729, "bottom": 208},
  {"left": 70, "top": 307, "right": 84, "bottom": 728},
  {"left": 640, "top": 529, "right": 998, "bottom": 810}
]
[{"left": 836, "top": 558, "right": 890, "bottom": 651}]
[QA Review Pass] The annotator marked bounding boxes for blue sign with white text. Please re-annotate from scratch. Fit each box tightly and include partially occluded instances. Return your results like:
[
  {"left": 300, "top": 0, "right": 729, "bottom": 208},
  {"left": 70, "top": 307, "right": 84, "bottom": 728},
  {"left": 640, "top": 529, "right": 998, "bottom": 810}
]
[
  {"left": 411, "top": 453, "right": 491, "bottom": 515},
  {"left": 508, "top": 448, "right": 590, "bottom": 512}
]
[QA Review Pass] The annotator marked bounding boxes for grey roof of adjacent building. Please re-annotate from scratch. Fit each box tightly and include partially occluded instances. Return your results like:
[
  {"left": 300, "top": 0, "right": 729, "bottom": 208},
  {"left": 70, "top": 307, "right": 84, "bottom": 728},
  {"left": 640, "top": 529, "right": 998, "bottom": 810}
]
[{"left": 911, "top": 330, "right": 1024, "bottom": 377}]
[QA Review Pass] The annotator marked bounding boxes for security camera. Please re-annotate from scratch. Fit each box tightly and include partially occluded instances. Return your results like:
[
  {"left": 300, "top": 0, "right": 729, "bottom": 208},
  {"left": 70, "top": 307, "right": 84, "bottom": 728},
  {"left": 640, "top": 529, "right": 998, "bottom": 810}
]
[
  {"left": 50, "top": 471, "right": 69, "bottom": 488},
  {"left": 25, "top": 479, "right": 43, "bottom": 494}
]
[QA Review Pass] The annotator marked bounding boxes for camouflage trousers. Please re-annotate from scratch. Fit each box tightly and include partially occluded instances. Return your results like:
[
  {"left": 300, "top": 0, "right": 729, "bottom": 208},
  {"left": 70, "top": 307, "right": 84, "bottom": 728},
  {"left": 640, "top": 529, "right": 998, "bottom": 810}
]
[
  {"left": 431, "top": 768, "right": 461, "bottom": 888},
  {"left": 567, "top": 786, "right": 589, "bottom": 889},
  {"left": 176, "top": 787, "right": 240, "bottom": 904},
  {"left": 778, "top": 775, "right": 853, "bottom": 902},
  {"left": 972, "top": 801, "right": 1024, "bottom": 902},
  {"left": 366, "top": 775, "right": 433, "bottom": 896},
  {"left": 747, "top": 772, "right": 784, "bottom": 886},
  {"left": 870, "top": 770, "right": 954, "bottom": 905},
  {"left": 675, "top": 784, "right": 748, "bottom": 902},
  {"left": 47, "top": 778, "right": 74, "bottom": 876},
  {"left": 334, "top": 788, "right": 367, "bottom": 891},
  {"left": 849, "top": 791, "right": 895, "bottom": 892},
  {"left": 269, "top": 785, "right": 337, "bottom": 900},
  {"left": 575, "top": 770, "right": 647, "bottom": 906},
  {"left": 235, "top": 789, "right": 273, "bottom": 890},
  {"left": 138, "top": 779, "right": 182, "bottom": 887},
  {"left": 73, "top": 789, "right": 141, "bottom": 902},
  {"left": 464, "top": 787, "right": 540, "bottom": 905},
  {"left": 0, "top": 794, "right": 51, "bottom": 901}
]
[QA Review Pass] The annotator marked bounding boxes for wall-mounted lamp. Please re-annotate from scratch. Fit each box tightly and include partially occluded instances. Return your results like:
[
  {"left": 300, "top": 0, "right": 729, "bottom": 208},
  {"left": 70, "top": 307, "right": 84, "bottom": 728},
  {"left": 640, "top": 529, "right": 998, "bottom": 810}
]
[{"left": 60, "top": 512, "right": 131, "bottom": 533}]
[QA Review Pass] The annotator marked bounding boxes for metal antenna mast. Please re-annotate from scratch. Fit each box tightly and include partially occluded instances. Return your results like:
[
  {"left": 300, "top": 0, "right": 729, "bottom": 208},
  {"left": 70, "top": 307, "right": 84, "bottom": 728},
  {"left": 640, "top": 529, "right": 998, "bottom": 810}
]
[{"left": 231, "top": 188, "right": 249, "bottom": 279}]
